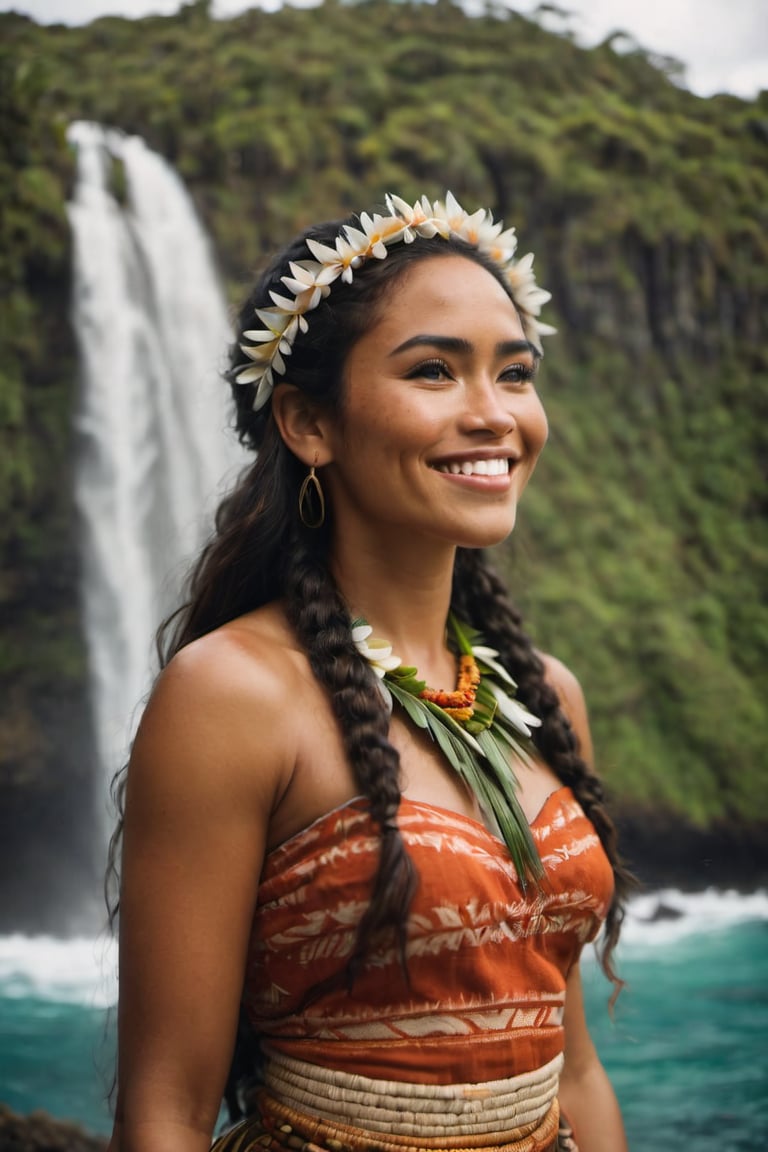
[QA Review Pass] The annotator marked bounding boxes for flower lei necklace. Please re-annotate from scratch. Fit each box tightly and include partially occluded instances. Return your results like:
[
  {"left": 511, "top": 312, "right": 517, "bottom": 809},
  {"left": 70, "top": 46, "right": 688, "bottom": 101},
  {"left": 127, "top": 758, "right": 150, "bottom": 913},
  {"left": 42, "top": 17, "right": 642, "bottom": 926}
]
[
  {"left": 352, "top": 614, "right": 545, "bottom": 888},
  {"left": 234, "top": 191, "right": 554, "bottom": 412}
]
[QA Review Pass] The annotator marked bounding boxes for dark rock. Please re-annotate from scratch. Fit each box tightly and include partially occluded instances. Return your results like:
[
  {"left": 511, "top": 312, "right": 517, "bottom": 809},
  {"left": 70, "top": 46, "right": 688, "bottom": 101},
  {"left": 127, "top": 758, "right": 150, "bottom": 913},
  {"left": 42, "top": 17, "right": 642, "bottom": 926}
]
[
  {"left": 615, "top": 807, "right": 768, "bottom": 894},
  {"left": 0, "top": 1105, "right": 107, "bottom": 1152},
  {"left": 642, "top": 901, "right": 684, "bottom": 923}
]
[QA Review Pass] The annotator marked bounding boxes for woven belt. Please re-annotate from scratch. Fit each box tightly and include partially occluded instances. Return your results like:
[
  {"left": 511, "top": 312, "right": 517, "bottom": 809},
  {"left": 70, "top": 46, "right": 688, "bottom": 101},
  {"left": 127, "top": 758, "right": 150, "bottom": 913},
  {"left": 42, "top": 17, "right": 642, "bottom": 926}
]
[
  {"left": 212, "top": 1051, "right": 564, "bottom": 1152},
  {"left": 263, "top": 1049, "right": 563, "bottom": 1139}
]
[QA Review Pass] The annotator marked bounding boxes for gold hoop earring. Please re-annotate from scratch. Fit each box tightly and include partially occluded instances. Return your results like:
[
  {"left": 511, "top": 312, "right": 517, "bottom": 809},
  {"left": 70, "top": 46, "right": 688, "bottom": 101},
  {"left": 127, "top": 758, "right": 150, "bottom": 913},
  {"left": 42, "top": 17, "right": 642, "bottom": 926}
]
[{"left": 298, "top": 462, "right": 326, "bottom": 529}]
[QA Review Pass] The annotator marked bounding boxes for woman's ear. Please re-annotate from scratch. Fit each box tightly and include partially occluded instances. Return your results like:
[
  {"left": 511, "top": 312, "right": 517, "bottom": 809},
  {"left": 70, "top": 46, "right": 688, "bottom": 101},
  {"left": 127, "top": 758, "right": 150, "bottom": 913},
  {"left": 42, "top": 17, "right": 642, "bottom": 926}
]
[{"left": 271, "top": 383, "right": 334, "bottom": 467}]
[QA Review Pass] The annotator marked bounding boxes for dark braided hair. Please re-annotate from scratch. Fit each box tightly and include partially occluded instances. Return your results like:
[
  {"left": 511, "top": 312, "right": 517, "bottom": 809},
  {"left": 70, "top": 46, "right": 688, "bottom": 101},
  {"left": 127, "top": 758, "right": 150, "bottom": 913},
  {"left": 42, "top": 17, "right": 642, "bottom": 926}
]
[
  {"left": 106, "top": 210, "right": 631, "bottom": 1121},
  {"left": 282, "top": 538, "right": 418, "bottom": 987}
]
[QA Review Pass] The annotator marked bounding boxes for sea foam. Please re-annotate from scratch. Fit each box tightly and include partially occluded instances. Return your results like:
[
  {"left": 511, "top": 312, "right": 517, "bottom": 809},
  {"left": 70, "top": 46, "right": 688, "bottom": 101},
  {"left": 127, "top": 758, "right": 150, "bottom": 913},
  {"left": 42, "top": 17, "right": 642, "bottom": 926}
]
[
  {"left": 618, "top": 886, "right": 768, "bottom": 948},
  {"left": 0, "top": 933, "right": 117, "bottom": 1006}
]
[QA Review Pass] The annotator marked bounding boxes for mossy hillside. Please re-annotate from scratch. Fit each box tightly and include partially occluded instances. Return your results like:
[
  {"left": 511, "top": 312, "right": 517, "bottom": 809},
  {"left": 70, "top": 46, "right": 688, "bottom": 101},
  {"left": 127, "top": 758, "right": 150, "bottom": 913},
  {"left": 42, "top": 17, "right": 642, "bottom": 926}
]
[
  {"left": 0, "top": 0, "right": 765, "bottom": 905},
  {"left": 0, "top": 44, "right": 98, "bottom": 928},
  {"left": 0, "top": 44, "right": 86, "bottom": 764}
]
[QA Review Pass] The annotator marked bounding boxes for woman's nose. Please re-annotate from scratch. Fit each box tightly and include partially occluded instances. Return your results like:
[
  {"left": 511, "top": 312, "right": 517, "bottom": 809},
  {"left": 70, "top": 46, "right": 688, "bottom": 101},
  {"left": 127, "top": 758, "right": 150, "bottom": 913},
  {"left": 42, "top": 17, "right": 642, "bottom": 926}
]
[{"left": 458, "top": 379, "right": 517, "bottom": 437}]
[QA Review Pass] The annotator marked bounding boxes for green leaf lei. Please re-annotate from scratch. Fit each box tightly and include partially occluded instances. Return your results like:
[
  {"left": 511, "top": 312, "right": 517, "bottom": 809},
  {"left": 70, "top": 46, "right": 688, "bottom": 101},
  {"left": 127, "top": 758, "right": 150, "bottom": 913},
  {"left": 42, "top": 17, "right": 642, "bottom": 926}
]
[{"left": 352, "top": 614, "right": 545, "bottom": 889}]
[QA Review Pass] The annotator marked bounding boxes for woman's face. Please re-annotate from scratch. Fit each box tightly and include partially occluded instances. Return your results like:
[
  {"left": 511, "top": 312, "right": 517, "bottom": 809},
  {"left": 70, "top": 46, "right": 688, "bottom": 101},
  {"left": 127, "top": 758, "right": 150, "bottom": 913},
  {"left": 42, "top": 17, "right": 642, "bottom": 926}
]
[{"left": 322, "top": 254, "right": 549, "bottom": 553}]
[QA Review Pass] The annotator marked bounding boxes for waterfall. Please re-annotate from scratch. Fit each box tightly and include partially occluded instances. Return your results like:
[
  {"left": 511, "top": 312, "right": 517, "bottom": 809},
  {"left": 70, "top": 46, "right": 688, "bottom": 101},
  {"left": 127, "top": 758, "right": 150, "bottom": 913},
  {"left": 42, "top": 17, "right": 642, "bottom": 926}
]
[{"left": 67, "top": 122, "right": 245, "bottom": 822}]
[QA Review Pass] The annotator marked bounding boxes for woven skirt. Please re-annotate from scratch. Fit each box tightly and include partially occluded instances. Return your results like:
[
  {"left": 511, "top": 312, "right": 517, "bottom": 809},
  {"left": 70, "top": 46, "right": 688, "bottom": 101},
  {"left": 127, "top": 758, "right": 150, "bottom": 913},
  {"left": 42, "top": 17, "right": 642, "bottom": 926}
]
[{"left": 211, "top": 1050, "right": 576, "bottom": 1152}]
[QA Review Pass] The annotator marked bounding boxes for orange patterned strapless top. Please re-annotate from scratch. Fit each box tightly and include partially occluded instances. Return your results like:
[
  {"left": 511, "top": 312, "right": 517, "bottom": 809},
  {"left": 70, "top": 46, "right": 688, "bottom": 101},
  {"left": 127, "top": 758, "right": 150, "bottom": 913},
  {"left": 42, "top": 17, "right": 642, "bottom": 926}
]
[{"left": 243, "top": 787, "right": 613, "bottom": 1086}]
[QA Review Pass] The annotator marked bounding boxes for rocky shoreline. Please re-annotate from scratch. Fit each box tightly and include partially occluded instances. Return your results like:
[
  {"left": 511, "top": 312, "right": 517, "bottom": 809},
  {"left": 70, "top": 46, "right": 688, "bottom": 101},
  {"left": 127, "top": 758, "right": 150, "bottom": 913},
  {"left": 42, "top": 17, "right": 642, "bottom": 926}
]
[{"left": 0, "top": 1105, "right": 107, "bottom": 1152}]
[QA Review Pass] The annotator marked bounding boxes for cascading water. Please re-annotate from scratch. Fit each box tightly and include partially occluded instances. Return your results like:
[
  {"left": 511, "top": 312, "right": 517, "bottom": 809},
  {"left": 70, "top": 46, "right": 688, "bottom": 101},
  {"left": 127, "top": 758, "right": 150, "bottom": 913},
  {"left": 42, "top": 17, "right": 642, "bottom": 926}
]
[{"left": 67, "top": 122, "right": 245, "bottom": 826}]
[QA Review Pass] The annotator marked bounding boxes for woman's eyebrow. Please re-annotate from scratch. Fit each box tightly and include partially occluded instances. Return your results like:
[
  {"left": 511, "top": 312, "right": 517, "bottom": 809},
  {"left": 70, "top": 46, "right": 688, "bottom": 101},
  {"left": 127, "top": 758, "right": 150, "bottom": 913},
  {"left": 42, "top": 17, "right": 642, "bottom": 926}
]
[{"left": 389, "top": 334, "right": 535, "bottom": 358}]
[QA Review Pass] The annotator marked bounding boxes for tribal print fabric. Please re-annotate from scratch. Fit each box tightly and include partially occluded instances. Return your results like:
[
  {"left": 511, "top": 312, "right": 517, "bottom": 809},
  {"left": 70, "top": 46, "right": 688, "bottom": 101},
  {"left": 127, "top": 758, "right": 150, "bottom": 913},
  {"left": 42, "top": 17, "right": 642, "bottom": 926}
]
[{"left": 243, "top": 787, "right": 613, "bottom": 1086}]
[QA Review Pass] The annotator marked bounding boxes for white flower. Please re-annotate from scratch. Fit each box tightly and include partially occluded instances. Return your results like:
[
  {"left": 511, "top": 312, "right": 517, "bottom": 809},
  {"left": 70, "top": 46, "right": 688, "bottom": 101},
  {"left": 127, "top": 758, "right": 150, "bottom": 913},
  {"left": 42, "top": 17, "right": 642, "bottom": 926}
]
[
  {"left": 274, "top": 263, "right": 337, "bottom": 332},
  {"left": 506, "top": 252, "right": 552, "bottom": 313},
  {"left": 384, "top": 193, "right": 440, "bottom": 241},
  {"left": 306, "top": 227, "right": 370, "bottom": 284},
  {"left": 434, "top": 190, "right": 487, "bottom": 241},
  {"left": 351, "top": 623, "right": 402, "bottom": 678},
  {"left": 359, "top": 211, "right": 411, "bottom": 257}
]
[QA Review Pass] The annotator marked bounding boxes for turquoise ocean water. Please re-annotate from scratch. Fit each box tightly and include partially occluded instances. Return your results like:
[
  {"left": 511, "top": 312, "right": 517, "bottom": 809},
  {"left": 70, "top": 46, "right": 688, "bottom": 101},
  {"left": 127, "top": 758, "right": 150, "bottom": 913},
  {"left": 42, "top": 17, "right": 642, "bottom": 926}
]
[{"left": 1, "top": 889, "right": 766, "bottom": 1150}]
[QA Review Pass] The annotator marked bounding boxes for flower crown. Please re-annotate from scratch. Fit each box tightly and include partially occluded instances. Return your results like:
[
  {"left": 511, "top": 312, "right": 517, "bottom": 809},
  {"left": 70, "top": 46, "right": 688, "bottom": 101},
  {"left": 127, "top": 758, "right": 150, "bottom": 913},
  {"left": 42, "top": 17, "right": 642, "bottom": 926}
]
[{"left": 235, "top": 191, "right": 555, "bottom": 412}]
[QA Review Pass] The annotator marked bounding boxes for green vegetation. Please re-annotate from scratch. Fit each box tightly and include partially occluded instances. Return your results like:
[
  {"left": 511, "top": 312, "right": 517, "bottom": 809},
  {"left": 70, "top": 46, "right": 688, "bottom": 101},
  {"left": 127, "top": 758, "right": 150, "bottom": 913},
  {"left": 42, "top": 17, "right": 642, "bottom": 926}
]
[
  {"left": 0, "top": 40, "right": 86, "bottom": 778},
  {"left": 0, "top": 0, "right": 766, "bottom": 858}
]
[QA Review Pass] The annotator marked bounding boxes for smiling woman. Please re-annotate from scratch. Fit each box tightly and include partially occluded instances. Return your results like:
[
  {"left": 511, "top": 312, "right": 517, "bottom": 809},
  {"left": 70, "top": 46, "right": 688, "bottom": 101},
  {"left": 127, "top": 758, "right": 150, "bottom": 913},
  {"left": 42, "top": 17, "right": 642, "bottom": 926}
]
[{"left": 105, "top": 195, "right": 634, "bottom": 1152}]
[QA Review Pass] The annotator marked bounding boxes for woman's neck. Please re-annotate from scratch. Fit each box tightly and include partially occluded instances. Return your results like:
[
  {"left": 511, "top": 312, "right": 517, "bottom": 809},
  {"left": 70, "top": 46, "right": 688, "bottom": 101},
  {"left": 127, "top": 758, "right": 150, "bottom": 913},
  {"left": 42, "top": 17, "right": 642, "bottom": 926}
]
[{"left": 328, "top": 530, "right": 459, "bottom": 682}]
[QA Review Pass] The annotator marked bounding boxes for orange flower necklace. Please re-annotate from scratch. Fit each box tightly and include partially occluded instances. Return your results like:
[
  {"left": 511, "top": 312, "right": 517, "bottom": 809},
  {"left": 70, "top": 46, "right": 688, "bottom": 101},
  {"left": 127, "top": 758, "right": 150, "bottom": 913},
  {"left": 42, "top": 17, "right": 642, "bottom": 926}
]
[{"left": 419, "top": 653, "right": 481, "bottom": 723}]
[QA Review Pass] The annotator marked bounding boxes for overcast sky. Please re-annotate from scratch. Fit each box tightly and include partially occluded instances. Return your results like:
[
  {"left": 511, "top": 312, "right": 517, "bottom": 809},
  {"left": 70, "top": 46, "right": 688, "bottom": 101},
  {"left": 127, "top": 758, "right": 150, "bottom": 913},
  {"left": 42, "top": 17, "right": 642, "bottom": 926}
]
[{"left": 4, "top": 0, "right": 767, "bottom": 99}]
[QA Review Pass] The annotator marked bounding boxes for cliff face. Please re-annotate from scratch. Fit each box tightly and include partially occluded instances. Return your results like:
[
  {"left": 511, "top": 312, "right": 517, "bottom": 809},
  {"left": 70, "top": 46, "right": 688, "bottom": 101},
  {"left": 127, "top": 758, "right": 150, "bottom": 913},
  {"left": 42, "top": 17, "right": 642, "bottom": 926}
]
[{"left": 0, "top": 4, "right": 766, "bottom": 930}]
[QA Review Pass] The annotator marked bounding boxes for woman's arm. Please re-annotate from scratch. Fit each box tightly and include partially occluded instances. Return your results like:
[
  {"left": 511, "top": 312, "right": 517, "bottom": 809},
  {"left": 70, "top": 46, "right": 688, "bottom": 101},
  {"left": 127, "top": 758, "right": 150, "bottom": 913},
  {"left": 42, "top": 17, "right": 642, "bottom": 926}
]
[
  {"left": 108, "top": 630, "right": 295, "bottom": 1152},
  {"left": 540, "top": 654, "right": 628, "bottom": 1150},
  {"left": 558, "top": 962, "right": 628, "bottom": 1152}
]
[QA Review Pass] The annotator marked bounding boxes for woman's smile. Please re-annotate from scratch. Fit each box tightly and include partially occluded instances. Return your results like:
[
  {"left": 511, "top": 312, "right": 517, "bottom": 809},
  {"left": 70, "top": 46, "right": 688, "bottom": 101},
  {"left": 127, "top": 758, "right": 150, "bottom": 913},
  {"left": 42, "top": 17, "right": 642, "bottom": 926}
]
[{"left": 430, "top": 453, "right": 513, "bottom": 482}]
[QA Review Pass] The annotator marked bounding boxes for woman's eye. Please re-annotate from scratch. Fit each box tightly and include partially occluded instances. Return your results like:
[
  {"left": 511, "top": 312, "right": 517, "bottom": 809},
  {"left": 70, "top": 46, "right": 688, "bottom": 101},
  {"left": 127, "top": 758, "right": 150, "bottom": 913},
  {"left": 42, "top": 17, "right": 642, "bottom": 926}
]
[
  {"left": 501, "top": 362, "right": 538, "bottom": 385},
  {"left": 406, "top": 358, "right": 452, "bottom": 382}
]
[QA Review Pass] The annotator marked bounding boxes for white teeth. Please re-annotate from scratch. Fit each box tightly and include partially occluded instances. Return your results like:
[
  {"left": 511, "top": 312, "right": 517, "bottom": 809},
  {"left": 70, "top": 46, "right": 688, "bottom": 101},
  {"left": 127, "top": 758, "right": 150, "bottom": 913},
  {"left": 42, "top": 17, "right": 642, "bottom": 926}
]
[{"left": 435, "top": 458, "right": 509, "bottom": 476}]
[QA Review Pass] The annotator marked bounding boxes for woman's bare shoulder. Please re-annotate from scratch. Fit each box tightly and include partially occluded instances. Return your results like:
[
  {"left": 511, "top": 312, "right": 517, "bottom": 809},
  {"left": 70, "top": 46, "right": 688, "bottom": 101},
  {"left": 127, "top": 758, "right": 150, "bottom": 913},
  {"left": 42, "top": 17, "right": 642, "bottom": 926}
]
[
  {"left": 153, "top": 602, "right": 302, "bottom": 714},
  {"left": 155, "top": 602, "right": 304, "bottom": 709},
  {"left": 537, "top": 651, "right": 584, "bottom": 706},
  {"left": 537, "top": 651, "right": 594, "bottom": 768},
  {"left": 129, "top": 603, "right": 304, "bottom": 811}
]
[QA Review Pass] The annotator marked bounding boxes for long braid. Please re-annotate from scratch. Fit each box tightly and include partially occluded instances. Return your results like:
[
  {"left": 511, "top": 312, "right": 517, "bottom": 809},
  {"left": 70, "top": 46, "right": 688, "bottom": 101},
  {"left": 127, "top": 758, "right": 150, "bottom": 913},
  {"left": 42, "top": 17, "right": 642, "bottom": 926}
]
[
  {"left": 283, "top": 535, "right": 418, "bottom": 987},
  {"left": 452, "top": 548, "right": 635, "bottom": 988}
]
